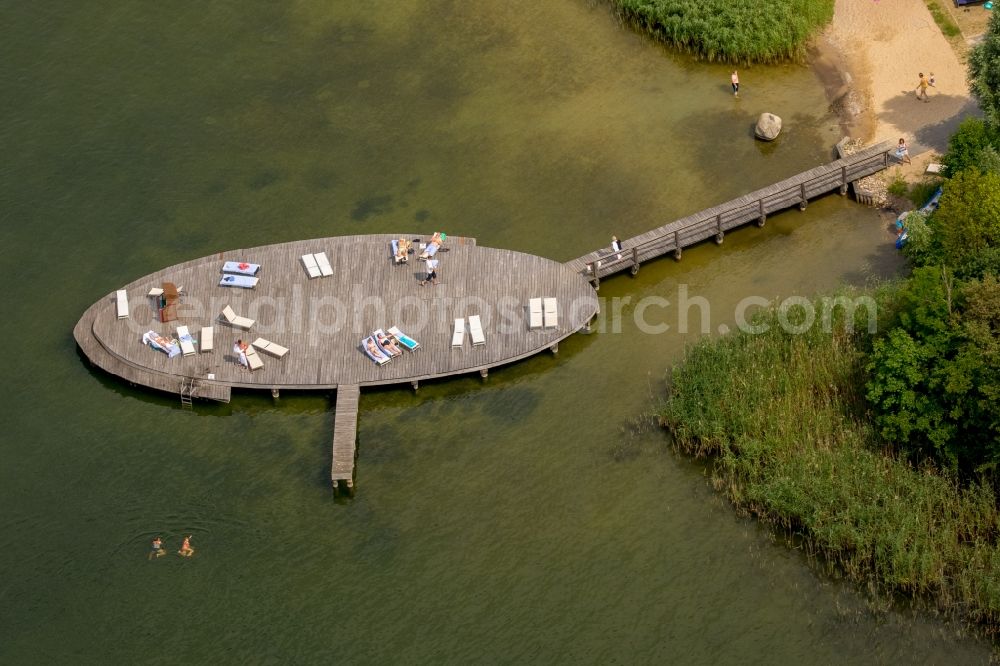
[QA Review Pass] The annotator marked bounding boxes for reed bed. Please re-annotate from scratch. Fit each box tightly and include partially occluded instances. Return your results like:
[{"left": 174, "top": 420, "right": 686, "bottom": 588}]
[
  {"left": 612, "top": 0, "right": 835, "bottom": 63},
  {"left": 659, "top": 293, "right": 1000, "bottom": 631}
]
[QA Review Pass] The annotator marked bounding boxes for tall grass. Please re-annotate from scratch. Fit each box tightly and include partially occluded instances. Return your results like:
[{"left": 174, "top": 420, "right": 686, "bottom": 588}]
[
  {"left": 612, "top": 0, "right": 835, "bottom": 64},
  {"left": 659, "top": 289, "right": 1000, "bottom": 632}
]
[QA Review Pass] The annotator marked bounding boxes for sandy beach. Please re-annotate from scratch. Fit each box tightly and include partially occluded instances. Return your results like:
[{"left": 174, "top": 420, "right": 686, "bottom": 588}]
[{"left": 823, "top": 0, "right": 982, "bottom": 169}]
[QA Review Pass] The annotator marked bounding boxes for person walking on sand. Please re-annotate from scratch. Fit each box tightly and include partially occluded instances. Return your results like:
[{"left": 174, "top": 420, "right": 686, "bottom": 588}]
[
  {"left": 916, "top": 72, "right": 930, "bottom": 102},
  {"left": 731, "top": 70, "right": 739, "bottom": 97},
  {"left": 896, "top": 138, "right": 911, "bottom": 165},
  {"left": 178, "top": 535, "right": 194, "bottom": 557},
  {"left": 148, "top": 536, "right": 165, "bottom": 560}
]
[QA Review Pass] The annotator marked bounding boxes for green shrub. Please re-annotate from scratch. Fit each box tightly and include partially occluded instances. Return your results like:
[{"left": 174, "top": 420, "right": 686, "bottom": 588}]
[
  {"left": 660, "top": 290, "right": 1000, "bottom": 631},
  {"left": 942, "top": 117, "right": 998, "bottom": 177},
  {"left": 612, "top": 0, "right": 835, "bottom": 64},
  {"left": 887, "top": 174, "right": 908, "bottom": 198}
]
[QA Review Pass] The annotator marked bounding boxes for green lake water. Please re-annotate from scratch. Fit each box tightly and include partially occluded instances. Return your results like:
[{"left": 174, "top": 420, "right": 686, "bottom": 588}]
[{"left": 1, "top": 1, "right": 992, "bottom": 662}]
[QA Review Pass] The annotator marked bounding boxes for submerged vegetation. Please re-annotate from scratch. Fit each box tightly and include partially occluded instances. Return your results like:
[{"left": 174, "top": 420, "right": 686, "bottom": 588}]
[{"left": 611, "top": 0, "right": 834, "bottom": 63}]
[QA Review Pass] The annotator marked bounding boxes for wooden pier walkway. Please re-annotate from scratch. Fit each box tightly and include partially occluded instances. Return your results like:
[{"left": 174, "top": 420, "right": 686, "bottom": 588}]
[
  {"left": 565, "top": 140, "right": 894, "bottom": 284},
  {"left": 331, "top": 384, "right": 360, "bottom": 496}
]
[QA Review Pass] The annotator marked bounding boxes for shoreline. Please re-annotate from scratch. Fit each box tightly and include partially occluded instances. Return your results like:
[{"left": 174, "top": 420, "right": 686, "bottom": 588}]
[{"left": 813, "top": 0, "right": 980, "bottom": 164}]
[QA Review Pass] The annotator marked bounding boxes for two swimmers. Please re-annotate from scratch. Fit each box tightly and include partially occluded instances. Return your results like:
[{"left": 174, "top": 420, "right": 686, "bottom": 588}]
[{"left": 148, "top": 534, "right": 195, "bottom": 559}]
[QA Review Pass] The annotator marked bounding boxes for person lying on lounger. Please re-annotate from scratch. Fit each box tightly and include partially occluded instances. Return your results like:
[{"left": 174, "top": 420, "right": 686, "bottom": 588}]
[
  {"left": 419, "top": 232, "right": 447, "bottom": 260},
  {"left": 376, "top": 332, "right": 403, "bottom": 357},
  {"left": 394, "top": 238, "right": 412, "bottom": 263},
  {"left": 366, "top": 338, "right": 388, "bottom": 361}
]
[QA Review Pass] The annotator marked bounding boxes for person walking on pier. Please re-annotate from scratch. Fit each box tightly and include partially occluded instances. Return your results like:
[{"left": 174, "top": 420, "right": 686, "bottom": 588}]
[
  {"left": 611, "top": 235, "right": 623, "bottom": 260},
  {"left": 420, "top": 259, "right": 439, "bottom": 286},
  {"left": 731, "top": 70, "right": 739, "bottom": 97}
]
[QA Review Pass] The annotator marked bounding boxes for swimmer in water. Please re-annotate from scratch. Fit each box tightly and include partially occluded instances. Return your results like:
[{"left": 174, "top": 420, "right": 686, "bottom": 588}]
[
  {"left": 178, "top": 535, "right": 194, "bottom": 557},
  {"left": 149, "top": 536, "right": 165, "bottom": 560}
]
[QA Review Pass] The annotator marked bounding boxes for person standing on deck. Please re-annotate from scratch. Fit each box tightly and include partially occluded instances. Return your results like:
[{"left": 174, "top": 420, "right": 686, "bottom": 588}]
[
  {"left": 731, "top": 70, "right": 739, "bottom": 96},
  {"left": 420, "top": 259, "right": 439, "bottom": 286},
  {"left": 611, "top": 235, "right": 623, "bottom": 260}
]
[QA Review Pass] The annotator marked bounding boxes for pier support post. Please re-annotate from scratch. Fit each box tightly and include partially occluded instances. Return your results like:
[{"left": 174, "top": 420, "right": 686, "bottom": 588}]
[
  {"left": 758, "top": 200, "right": 766, "bottom": 227},
  {"left": 673, "top": 232, "right": 682, "bottom": 261},
  {"left": 799, "top": 183, "right": 808, "bottom": 211},
  {"left": 271, "top": 388, "right": 279, "bottom": 400},
  {"left": 550, "top": 342, "right": 559, "bottom": 355},
  {"left": 840, "top": 166, "right": 848, "bottom": 195},
  {"left": 757, "top": 215, "right": 766, "bottom": 227},
  {"left": 411, "top": 380, "right": 419, "bottom": 392},
  {"left": 630, "top": 247, "right": 640, "bottom": 276},
  {"left": 715, "top": 215, "right": 724, "bottom": 244},
  {"left": 480, "top": 368, "right": 488, "bottom": 381}
]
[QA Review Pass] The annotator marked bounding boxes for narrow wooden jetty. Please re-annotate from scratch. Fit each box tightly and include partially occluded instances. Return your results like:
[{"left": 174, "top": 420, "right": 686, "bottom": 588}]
[
  {"left": 566, "top": 140, "right": 894, "bottom": 285},
  {"left": 331, "top": 384, "right": 360, "bottom": 496}
]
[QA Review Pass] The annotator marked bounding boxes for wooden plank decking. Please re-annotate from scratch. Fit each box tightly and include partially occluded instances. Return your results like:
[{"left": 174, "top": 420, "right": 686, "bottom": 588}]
[
  {"left": 331, "top": 384, "right": 360, "bottom": 494},
  {"left": 566, "top": 140, "right": 895, "bottom": 281},
  {"left": 75, "top": 234, "right": 599, "bottom": 396}
]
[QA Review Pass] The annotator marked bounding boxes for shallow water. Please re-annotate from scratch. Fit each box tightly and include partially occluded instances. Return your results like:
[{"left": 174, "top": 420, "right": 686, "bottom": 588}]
[{"left": 0, "top": 1, "right": 991, "bottom": 662}]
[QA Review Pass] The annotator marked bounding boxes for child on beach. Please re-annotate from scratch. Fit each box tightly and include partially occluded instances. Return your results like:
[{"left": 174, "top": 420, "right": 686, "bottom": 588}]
[
  {"left": 731, "top": 71, "right": 739, "bottom": 96},
  {"left": 896, "top": 138, "right": 911, "bottom": 165}
]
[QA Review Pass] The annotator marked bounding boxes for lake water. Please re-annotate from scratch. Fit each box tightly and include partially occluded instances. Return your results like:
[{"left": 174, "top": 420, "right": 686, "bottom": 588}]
[{"left": 1, "top": 1, "right": 992, "bottom": 662}]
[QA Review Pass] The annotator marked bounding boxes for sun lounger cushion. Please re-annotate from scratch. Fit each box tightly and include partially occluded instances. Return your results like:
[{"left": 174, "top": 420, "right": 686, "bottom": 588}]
[
  {"left": 200, "top": 326, "right": 213, "bottom": 353},
  {"left": 315, "top": 252, "right": 333, "bottom": 277},
  {"left": 244, "top": 344, "right": 264, "bottom": 371},
  {"left": 528, "top": 298, "right": 543, "bottom": 330},
  {"left": 176, "top": 325, "right": 196, "bottom": 356},
  {"left": 543, "top": 297, "right": 558, "bottom": 328},
  {"left": 387, "top": 326, "right": 420, "bottom": 351},
  {"left": 220, "top": 306, "right": 254, "bottom": 329},
  {"left": 219, "top": 274, "right": 259, "bottom": 289},
  {"left": 452, "top": 318, "right": 465, "bottom": 348},
  {"left": 469, "top": 314, "right": 485, "bottom": 346},
  {"left": 116, "top": 290, "right": 129, "bottom": 319},
  {"left": 301, "top": 254, "right": 321, "bottom": 278},
  {"left": 222, "top": 261, "right": 260, "bottom": 276},
  {"left": 252, "top": 337, "right": 289, "bottom": 358},
  {"left": 361, "top": 336, "right": 391, "bottom": 365},
  {"left": 142, "top": 330, "right": 181, "bottom": 358}
]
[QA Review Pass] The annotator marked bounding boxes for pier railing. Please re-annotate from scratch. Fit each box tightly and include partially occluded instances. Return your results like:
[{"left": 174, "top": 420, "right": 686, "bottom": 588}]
[{"left": 567, "top": 140, "right": 894, "bottom": 286}]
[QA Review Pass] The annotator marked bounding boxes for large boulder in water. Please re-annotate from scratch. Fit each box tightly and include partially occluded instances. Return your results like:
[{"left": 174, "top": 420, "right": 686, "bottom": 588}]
[{"left": 755, "top": 113, "right": 782, "bottom": 141}]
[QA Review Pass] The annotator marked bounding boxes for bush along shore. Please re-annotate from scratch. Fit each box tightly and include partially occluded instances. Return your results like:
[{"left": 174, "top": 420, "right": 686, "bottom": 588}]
[
  {"left": 658, "top": 291, "right": 1000, "bottom": 632},
  {"left": 611, "top": 0, "right": 834, "bottom": 63}
]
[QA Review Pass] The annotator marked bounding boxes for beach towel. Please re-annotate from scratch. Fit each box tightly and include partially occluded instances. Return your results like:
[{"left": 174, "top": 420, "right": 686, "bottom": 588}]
[
  {"left": 142, "top": 330, "right": 181, "bottom": 358},
  {"left": 222, "top": 261, "right": 260, "bottom": 276},
  {"left": 219, "top": 274, "right": 259, "bottom": 289}
]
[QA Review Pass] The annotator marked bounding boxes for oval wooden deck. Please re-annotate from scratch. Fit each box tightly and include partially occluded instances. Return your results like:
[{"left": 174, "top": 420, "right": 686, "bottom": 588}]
[{"left": 74, "top": 234, "right": 599, "bottom": 399}]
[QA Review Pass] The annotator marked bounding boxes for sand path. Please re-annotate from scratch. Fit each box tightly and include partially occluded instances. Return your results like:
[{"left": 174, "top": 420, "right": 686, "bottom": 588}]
[{"left": 825, "top": 0, "right": 981, "bottom": 170}]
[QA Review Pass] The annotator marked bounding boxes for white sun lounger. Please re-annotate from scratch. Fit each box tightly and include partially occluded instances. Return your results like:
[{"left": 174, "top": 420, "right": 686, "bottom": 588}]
[
  {"left": 219, "top": 274, "right": 258, "bottom": 289},
  {"left": 220, "top": 305, "right": 254, "bottom": 330},
  {"left": 528, "top": 298, "right": 543, "bottom": 330},
  {"left": 200, "top": 326, "right": 214, "bottom": 353},
  {"left": 244, "top": 344, "right": 264, "bottom": 371},
  {"left": 176, "top": 325, "right": 196, "bottom": 356},
  {"left": 315, "top": 252, "right": 333, "bottom": 277},
  {"left": 452, "top": 318, "right": 465, "bottom": 348},
  {"left": 222, "top": 261, "right": 260, "bottom": 276},
  {"left": 115, "top": 290, "right": 129, "bottom": 319},
  {"left": 543, "top": 297, "right": 558, "bottom": 328},
  {"left": 252, "top": 337, "right": 289, "bottom": 358},
  {"left": 469, "top": 314, "right": 485, "bottom": 346},
  {"left": 387, "top": 326, "right": 420, "bottom": 352},
  {"left": 301, "top": 253, "right": 321, "bottom": 279}
]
